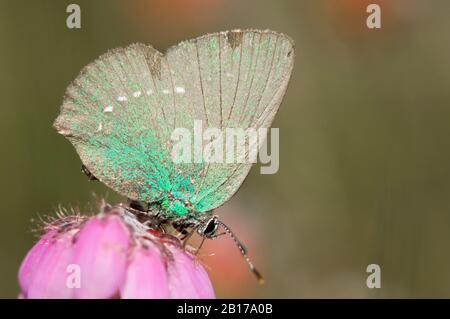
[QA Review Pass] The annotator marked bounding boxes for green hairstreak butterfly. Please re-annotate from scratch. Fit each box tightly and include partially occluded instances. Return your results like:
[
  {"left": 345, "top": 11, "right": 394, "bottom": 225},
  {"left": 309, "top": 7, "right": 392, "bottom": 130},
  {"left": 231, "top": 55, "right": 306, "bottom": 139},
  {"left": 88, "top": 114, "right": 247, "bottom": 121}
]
[{"left": 54, "top": 29, "right": 294, "bottom": 282}]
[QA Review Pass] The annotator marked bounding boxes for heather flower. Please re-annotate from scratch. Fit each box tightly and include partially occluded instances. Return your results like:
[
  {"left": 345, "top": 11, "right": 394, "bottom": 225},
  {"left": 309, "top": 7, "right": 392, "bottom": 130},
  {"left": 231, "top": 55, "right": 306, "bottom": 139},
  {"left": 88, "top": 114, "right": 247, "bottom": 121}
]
[{"left": 18, "top": 205, "right": 215, "bottom": 299}]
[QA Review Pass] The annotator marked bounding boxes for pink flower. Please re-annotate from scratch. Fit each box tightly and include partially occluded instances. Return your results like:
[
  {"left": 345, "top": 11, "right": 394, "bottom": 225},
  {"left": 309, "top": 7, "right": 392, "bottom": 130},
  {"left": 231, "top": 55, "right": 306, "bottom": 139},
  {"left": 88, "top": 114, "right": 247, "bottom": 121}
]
[{"left": 18, "top": 205, "right": 215, "bottom": 299}]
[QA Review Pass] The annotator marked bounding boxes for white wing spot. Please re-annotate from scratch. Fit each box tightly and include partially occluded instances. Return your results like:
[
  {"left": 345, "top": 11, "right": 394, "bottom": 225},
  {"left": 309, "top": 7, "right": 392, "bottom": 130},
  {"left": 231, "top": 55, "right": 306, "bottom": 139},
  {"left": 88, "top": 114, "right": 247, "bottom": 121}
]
[
  {"left": 175, "top": 86, "right": 185, "bottom": 94},
  {"left": 103, "top": 106, "right": 114, "bottom": 113},
  {"left": 225, "top": 72, "right": 234, "bottom": 78},
  {"left": 162, "top": 89, "right": 170, "bottom": 95},
  {"left": 96, "top": 123, "right": 103, "bottom": 132},
  {"left": 117, "top": 95, "right": 127, "bottom": 102},
  {"left": 133, "top": 91, "right": 142, "bottom": 98},
  {"left": 146, "top": 89, "right": 153, "bottom": 95}
]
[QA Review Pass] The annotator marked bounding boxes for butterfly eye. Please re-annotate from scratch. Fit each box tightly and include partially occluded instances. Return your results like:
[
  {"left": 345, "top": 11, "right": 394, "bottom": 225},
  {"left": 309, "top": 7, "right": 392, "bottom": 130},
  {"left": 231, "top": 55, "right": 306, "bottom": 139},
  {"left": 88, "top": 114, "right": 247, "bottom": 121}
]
[{"left": 202, "top": 218, "right": 218, "bottom": 237}]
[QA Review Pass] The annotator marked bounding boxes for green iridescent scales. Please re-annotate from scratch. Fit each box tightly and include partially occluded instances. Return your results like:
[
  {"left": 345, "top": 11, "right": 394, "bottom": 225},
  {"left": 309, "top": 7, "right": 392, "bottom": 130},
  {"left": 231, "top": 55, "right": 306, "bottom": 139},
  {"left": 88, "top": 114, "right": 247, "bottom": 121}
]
[{"left": 54, "top": 29, "right": 294, "bottom": 218}]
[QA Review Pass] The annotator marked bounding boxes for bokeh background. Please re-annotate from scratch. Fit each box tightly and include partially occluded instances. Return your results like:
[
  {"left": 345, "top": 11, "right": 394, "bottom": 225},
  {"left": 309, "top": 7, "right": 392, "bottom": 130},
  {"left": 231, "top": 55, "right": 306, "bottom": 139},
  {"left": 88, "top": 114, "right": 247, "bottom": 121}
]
[{"left": 1, "top": 0, "right": 450, "bottom": 298}]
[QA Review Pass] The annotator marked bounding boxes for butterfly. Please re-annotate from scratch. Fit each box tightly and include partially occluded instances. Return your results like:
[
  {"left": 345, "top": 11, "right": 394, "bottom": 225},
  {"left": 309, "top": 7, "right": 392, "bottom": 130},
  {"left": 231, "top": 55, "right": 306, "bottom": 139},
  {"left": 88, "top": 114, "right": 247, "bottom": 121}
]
[{"left": 54, "top": 29, "right": 294, "bottom": 282}]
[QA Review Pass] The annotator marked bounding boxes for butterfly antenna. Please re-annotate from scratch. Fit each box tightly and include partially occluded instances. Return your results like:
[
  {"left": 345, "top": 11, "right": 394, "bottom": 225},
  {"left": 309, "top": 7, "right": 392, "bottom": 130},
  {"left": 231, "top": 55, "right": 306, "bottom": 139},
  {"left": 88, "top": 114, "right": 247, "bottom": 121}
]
[{"left": 218, "top": 220, "right": 264, "bottom": 285}]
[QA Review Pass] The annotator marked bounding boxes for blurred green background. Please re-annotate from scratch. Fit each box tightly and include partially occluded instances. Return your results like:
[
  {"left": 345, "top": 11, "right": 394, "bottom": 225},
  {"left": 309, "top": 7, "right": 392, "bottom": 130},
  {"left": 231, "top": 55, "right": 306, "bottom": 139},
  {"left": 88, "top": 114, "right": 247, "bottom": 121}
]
[{"left": 1, "top": 0, "right": 450, "bottom": 298}]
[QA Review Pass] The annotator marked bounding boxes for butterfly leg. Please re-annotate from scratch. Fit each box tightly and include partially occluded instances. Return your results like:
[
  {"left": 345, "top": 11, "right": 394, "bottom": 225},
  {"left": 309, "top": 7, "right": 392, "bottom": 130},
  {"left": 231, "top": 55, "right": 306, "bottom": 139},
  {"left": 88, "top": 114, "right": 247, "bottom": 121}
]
[
  {"left": 192, "top": 231, "right": 227, "bottom": 255},
  {"left": 81, "top": 165, "right": 98, "bottom": 181},
  {"left": 181, "top": 229, "right": 195, "bottom": 247},
  {"left": 193, "top": 237, "right": 206, "bottom": 255}
]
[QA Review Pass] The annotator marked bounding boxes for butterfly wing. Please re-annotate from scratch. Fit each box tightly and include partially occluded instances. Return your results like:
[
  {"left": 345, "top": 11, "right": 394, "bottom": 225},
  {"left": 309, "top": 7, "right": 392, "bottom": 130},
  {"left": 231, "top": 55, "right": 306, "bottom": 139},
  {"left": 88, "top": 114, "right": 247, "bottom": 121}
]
[{"left": 54, "top": 30, "right": 294, "bottom": 215}]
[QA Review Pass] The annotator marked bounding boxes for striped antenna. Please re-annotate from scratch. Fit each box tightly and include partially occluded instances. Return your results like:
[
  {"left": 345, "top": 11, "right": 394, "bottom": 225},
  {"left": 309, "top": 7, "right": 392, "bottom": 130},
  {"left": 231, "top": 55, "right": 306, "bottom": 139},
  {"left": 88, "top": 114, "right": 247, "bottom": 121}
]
[{"left": 218, "top": 220, "right": 264, "bottom": 285}]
